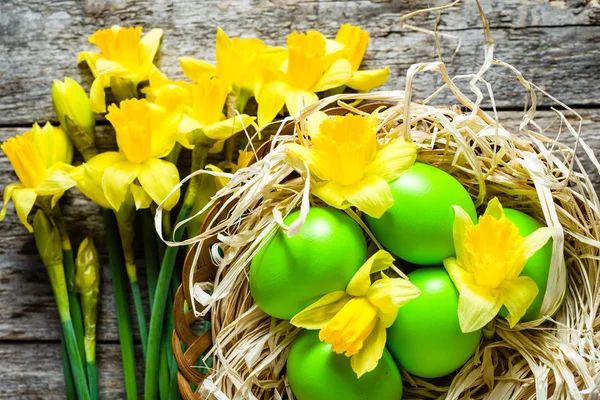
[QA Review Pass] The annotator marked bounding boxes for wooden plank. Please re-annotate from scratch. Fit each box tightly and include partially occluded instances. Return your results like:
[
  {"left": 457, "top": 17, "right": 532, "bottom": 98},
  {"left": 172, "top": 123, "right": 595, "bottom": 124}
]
[
  {"left": 0, "top": 1, "right": 599, "bottom": 125},
  {"left": 0, "top": 108, "right": 599, "bottom": 341},
  {"left": 0, "top": 342, "right": 143, "bottom": 399}
]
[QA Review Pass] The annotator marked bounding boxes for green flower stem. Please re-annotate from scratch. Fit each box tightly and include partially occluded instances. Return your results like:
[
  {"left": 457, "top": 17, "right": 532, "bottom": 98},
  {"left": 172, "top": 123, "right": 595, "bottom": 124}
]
[
  {"left": 145, "top": 144, "right": 210, "bottom": 400},
  {"left": 87, "top": 361, "right": 98, "bottom": 400},
  {"left": 62, "top": 318, "right": 91, "bottom": 400},
  {"left": 51, "top": 208, "right": 87, "bottom": 380},
  {"left": 115, "top": 206, "right": 148, "bottom": 356},
  {"left": 102, "top": 209, "right": 138, "bottom": 400},
  {"left": 47, "top": 263, "right": 90, "bottom": 400},
  {"left": 142, "top": 209, "right": 171, "bottom": 394},
  {"left": 168, "top": 365, "right": 180, "bottom": 400},
  {"left": 61, "top": 332, "right": 77, "bottom": 400},
  {"left": 159, "top": 332, "right": 170, "bottom": 399},
  {"left": 142, "top": 210, "right": 159, "bottom": 305}
]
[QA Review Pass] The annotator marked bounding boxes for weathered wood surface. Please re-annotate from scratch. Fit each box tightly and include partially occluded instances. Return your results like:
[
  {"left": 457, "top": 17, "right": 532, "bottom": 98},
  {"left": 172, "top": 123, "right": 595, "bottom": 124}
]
[
  {"left": 1, "top": 0, "right": 600, "bottom": 398},
  {"left": 1, "top": 0, "right": 600, "bottom": 125}
]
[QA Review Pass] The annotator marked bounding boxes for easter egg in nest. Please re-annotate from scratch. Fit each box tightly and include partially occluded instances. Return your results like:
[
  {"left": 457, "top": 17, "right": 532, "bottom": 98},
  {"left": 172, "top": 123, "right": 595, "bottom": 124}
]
[
  {"left": 250, "top": 207, "right": 367, "bottom": 320},
  {"left": 364, "top": 162, "right": 477, "bottom": 266},
  {"left": 387, "top": 267, "right": 481, "bottom": 378},
  {"left": 287, "top": 330, "right": 403, "bottom": 400}
]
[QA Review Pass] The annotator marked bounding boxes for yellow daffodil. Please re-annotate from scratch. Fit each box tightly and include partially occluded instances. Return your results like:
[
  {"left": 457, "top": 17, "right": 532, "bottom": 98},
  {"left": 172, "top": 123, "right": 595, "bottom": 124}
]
[
  {"left": 333, "top": 24, "right": 390, "bottom": 91},
  {"left": 286, "top": 112, "right": 417, "bottom": 218},
  {"left": 76, "top": 99, "right": 180, "bottom": 212},
  {"left": 291, "top": 250, "right": 420, "bottom": 377},
  {"left": 78, "top": 25, "right": 163, "bottom": 113},
  {"left": 255, "top": 31, "right": 353, "bottom": 126},
  {"left": 443, "top": 198, "right": 554, "bottom": 332},
  {"left": 177, "top": 76, "right": 255, "bottom": 149},
  {"left": 1, "top": 123, "right": 75, "bottom": 231},
  {"left": 179, "top": 28, "right": 285, "bottom": 111}
]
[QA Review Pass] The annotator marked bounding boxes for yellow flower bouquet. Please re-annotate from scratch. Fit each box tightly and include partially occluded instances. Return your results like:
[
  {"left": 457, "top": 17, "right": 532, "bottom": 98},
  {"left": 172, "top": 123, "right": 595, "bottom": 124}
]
[{"left": 2, "top": 3, "right": 599, "bottom": 400}]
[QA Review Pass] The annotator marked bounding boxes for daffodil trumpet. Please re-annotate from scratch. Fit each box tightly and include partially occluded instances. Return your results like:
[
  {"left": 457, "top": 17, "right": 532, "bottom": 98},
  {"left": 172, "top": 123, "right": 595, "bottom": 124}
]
[
  {"left": 291, "top": 250, "right": 420, "bottom": 377},
  {"left": 443, "top": 198, "right": 554, "bottom": 333},
  {"left": 33, "top": 210, "right": 91, "bottom": 400},
  {"left": 286, "top": 111, "right": 417, "bottom": 218},
  {"left": 75, "top": 238, "right": 101, "bottom": 400}
]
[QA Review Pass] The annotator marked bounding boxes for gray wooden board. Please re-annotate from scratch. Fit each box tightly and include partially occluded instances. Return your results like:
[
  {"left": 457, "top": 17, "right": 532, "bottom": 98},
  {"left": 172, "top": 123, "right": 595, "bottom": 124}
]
[
  {"left": 1, "top": 0, "right": 600, "bottom": 125},
  {"left": 0, "top": 343, "right": 143, "bottom": 399},
  {"left": 1, "top": 0, "right": 600, "bottom": 398}
]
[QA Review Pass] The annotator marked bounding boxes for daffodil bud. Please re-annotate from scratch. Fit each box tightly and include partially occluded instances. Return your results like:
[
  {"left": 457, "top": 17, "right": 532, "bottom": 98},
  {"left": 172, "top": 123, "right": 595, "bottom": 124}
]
[
  {"left": 33, "top": 210, "right": 70, "bottom": 321},
  {"left": 33, "top": 210, "right": 63, "bottom": 268},
  {"left": 52, "top": 78, "right": 97, "bottom": 161},
  {"left": 75, "top": 237, "right": 100, "bottom": 362},
  {"left": 75, "top": 237, "right": 100, "bottom": 295},
  {"left": 31, "top": 122, "right": 74, "bottom": 167}
]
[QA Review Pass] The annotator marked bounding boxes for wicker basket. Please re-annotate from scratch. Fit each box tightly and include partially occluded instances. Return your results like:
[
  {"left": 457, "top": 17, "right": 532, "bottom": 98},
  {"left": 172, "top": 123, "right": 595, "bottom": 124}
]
[{"left": 172, "top": 97, "right": 599, "bottom": 399}]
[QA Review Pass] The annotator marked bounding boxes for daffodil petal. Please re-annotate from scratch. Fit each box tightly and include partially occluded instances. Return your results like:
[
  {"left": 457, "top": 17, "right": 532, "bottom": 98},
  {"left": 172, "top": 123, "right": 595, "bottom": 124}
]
[
  {"left": 140, "top": 28, "right": 163, "bottom": 64},
  {"left": 311, "top": 181, "right": 349, "bottom": 209},
  {"left": 90, "top": 77, "right": 107, "bottom": 113},
  {"left": 507, "top": 227, "right": 554, "bottom": 279},
  {"left": 256, "top": 73, "right": 287, "bottom": 127},
  {"left": 350, "top": 320, "right": 386, "bottom": 378},
  {"left": 138, "top": 158, "right": 180, "bottom": 211},
  {"left": 95, "top": 58, "right": 131, "bottom": 77},
  {"left": 451, "top": 206, "right": 475, "bottom": 270},
  {"left": 102, "top": 161, "right": 141, "bottom": 211},
  {"left": 285, "top": 88, "right": 318, "bottom": 117},
  {"left": 313, "top": 58, "right": 353, "bottom": 93},
  {"left": 306, "top": 111, "right": 329, "bottom": 137},
  {"left": 444, "top": 257, "right": 501, "bottom": 332},
  {"left": 499, "top": 276, "right": 539, "bottom": 327},
  {"left": 71, "top": 165, "right": 111, "bottom": 209},
  {"left": 130, "top": 183, "right": 152, "bottom": 210},
  {"left": 286, "top": 144, "right": 330, "bottom": 180},
  {"left": 346, "top": 67, "right": 390, "bottom": 92},
  {"left": 364, "top": 139, "right": 417, "bottom": 182},
  {"left": 35, "top": 170, "right": 77, "bottom": 197},
  {"left": 179, "top": 57, "right": 218, "bottom": 82},
  {"left": 290, "top": 291, "right": 351, "bottom": 329},
  {"left": 178, "top": 114, "right": 204, "bottom": 135},
  {"left": 12, "top": 187, "right": 37, "bottom": 232},
  {"left": 343, "top": 175, "right": 394, "bottom": 219},
  {"left": 346, "top": 250, "right": 394, "bottom": 298},
  {"left": 77, "top": 51, "right": 101, "bottom": 76},
  {"left": 483, "top": 197, "right": 504, "bottom": 219},
  {"left": 203, "top": 115, "right": 255, "bottom": 141},
  {"left": 367, "top": 277, "right": 420, "bottom": 327}
]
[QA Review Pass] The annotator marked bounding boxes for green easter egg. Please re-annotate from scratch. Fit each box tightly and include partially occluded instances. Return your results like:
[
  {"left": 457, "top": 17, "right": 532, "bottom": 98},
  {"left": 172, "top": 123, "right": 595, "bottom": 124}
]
[
  {"left": 287, "top": 331, "right": 403, "bottom": 400},
  {"left": 498, "top": 208, "right": 554, "bottom": 322},
  {"left": 365, "top": 163, "right": 477, "bottom": 265},
  {"left": 387, "top": 267, "right": 481, "bottom": 378},
  {"left": 250, "top": 207, "right": 367, "bottom": 320}
]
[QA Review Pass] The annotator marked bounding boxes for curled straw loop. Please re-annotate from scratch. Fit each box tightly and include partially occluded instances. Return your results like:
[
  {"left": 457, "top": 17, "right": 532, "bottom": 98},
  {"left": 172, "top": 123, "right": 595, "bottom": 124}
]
[{"left": 170, "top": 3, "right": 600, "bottom": 399}]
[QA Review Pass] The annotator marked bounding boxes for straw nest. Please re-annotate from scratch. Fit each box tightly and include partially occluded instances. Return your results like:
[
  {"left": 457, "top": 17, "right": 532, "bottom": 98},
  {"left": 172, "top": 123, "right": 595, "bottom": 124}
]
[{"left": 171, "top": 3, "right": 600, "bottom": 399}]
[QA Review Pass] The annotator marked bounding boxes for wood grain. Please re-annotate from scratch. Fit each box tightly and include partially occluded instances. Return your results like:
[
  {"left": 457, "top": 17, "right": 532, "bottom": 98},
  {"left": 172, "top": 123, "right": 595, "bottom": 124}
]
[
  {"left": 0, "top": 342, "right": 143, "bottom": 399},
  {"left": 0, "top": 0, "right": 600, "bottom": 125}
]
